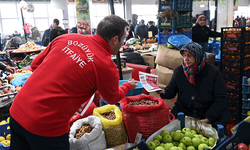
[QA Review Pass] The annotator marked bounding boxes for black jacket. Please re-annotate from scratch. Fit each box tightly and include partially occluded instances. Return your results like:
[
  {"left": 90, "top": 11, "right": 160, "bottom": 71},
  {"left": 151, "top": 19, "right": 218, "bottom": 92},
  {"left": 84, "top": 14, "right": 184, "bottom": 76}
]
[
  {"left": 160, "top": 63, "right": 230, "bottom": 125},
  {"left": 135, "top": 25, "right": 148, "bottom": 40},
  {"left": 192, "top": 24, "right": 221, "bottom": 43},
  {"left": 50, "top": 26, "right": 66, "bottom": 42},
  {"left": 42, "top": 28, "right": 51, "bottom": 46},
  {"left": 148, "top": 25, "right": 158, "bottom": 37}
]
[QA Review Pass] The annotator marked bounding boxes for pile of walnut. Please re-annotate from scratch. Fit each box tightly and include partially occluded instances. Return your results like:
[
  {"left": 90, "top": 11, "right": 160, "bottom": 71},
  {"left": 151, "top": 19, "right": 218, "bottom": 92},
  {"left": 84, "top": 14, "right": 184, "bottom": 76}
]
[
  {"left": 101, "top": 111, "right": 116, "bottom": 120},
  {"left": 75, "top": 124, "right": 93, "bottom": 139},
  {"left": 129, "top": 100, "right": 158, "bottom": 105},
  {"left": 14, "top": 42, "right": 43, "bottom": 52}
]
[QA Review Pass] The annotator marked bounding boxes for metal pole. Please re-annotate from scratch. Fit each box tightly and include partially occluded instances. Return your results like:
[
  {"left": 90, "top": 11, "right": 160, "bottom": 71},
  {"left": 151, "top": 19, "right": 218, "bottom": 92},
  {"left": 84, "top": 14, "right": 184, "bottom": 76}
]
[
  {"left": 214, "top": 0, "right": 218, "bottom": 31},
  {"left": 123, "top": 0, "right": 126, "bottom": 19},
  {"left": 20, "top": 7, "right": 27, "bottom": 42},
  {"left": 108, "top": 0, "right": 123, "bottom": 80}
]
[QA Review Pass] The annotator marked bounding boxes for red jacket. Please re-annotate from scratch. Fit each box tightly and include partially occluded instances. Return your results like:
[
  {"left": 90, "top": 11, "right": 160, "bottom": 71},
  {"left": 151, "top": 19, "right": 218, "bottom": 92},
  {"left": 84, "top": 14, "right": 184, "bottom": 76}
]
[{"left": 10, "top": 34, "right": 131, "bottom": 137}]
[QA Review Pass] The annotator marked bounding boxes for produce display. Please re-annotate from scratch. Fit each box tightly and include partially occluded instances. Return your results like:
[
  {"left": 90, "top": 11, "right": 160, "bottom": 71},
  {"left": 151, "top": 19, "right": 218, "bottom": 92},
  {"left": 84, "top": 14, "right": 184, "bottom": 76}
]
[
  {"left": 13, "top": 42, "right": 45, "bottom": 53},
  {"left": 147, "top": 127, "right": 216, "bottom": 150},
  {"left": 74, "top": 123, "right": 93, "bottom": 139},
  {"left": 0, "top": 117, "right": 11, "bottom": 147},
  {"left": 237, "top": 143, "right": 250, "bottom": 150},
  {"left": 101, "top": 111, "right": 116, "bottom": 120},
  {"left": 129, "top": 100, "right": 159, "bottom": 105}
]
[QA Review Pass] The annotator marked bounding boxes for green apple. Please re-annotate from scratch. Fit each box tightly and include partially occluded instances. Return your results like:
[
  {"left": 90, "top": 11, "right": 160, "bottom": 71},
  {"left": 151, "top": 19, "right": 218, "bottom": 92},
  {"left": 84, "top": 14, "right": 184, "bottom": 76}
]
[
  {"left": 160, "top": 143, "right": 165, "bottom": 147},
  {"left": 190, "top": 130, "right": 197, "bottom": 135},
  {"left": 192, "top": 137, "right": 201, "bottom": 147},
  {"left": 180, "top": 136, "right": 192, "bottom": 146},
  {"left": 186, "top": 146, "right": 196, "bottom": 150},
  {"left": 154, "top": 140, "right": 161, "bottom": 146},
  {"left": 160, "top": 129, "right": 170, "bottom": 137},
  {"left": 154, "top": 135, "right": 163, "bottom": 142},
  {"left": 193, "top": 134, "right": 200, "bottom": 138},
  {"left": 178, "top": 147, "right": 184, "bottom": 150},
  {"left": 178, "top": 142, "right": 187, "bottom": 150},
  {"left": 155, "top": 146, "right": 165, "bottom": 150},
  {"left": 180, "top": 133, "right": 185, "bottom": 139},
  {"left": 184, "top": 132, "right": 194, "bottom": 139},
  {"left": 198, "top": 143, "right": 208, "bottom": 150},
  {"left": 198, "top": 134, "right": 204, "bottom": 138},
  {"left": 173, "top": 141, "right": 179, "bottom": 146},
  {"left": 200, "top": 137, "right": 208, "bottom": 145},
  {"left": 164, "top": 143, "right": 174, "bottom": 150},
  {"left": 170, "top": 131, "right": 175, "bottom": 137},
  {"left": 147, "top": 142, "right": 156, "bottom": 150},
  {"left": 169, "top": 146, "right": 179, "bottom": 150},
  {"left": 182, "top": 127, "right": 191, "bottom": 134},
  {"left": 163, "top": 134, "right": 172, "bottom": 143},
  {"left": 208, "top": 137, "right": 216, "bottom": 147},
  {"left": 172, "top": 132, "right": 182, "bottom": 141},
  {"left": 176, "top": 130, "right": 182, "bottom": 133}
]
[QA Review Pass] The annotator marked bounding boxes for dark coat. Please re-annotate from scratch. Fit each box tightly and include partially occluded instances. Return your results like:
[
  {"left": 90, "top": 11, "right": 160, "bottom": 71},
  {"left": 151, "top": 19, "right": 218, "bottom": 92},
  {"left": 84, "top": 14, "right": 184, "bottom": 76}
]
[
  {"left": 50, "top": 26, "right": 66, "bottom": 42},
  {"left": 135, "top": 25, "right": 148, "bottom": 40},
  {"left": 42, "top": 28, "right": 51, "bottom": 46},
  {"left": 192, "top": 24, "right": 221, "bottom": 43},
  {"left": 148, "top": 25, "right": 158, "bottom": 37},
  {"left": 160, "top": 63, "right": 230, "bottom": 125}
]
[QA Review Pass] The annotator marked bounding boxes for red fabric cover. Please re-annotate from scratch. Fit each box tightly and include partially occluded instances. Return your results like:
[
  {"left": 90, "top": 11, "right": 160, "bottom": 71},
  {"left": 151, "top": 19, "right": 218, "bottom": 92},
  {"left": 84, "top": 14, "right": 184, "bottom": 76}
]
[
  {"left": 120, "top": 95, "right": 174, "bottom": 143},
  {"left": 126, "top": 63, "right": 151, "bottom": 81},
  {"left": 69, "top": 102, "right": 97, "bottom": 127}
]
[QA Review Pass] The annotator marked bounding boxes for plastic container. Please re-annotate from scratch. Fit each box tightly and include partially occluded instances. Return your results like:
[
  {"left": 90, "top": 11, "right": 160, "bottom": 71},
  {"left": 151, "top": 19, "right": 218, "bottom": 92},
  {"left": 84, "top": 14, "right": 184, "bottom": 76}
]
[
  {"left": 119, "top": 80, "right": 143, "bottom": 96},
  {"left": 158, "top": 0, "right": 193, "bottom": 12},
  {"left": 215, "top": 121, "right": 250, "bottom": 150},
  {"left": 158, "top": 30, "right": 192, "bottom": 44},
  {"left": 158, "top": 15, "right": 192, "bottom": 30},
  {"left": 0, "top": 121, "right": 10, "bottom": 150}
]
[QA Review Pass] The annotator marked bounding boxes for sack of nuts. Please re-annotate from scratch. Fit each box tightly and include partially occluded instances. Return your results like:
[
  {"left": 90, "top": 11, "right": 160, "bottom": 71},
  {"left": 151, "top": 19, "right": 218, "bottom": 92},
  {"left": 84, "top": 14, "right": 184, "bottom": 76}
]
[
  {"left": 93, "top": 105, "right": 128, "bottom": 148},
  {"left": 69, "top": 116, "right": 107, "bottom": 150},
  {"left": 120, "top": 95, "right": 175, "bottom": 143}
]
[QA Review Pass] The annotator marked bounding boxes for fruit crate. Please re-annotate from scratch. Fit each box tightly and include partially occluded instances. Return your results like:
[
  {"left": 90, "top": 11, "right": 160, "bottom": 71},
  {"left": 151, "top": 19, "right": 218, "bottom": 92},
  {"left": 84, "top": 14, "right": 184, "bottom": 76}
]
[
  {"left": 0, "top": 85, "right": 17, "bottom": 108},
  {"left": 158, "top": 0, "right": 193, "bottom": 12},
  {"left": 0, "top": 120, "right": 10, "bottom": 150},
  {"left": 215, "top": 121, "right": 250, "bottom": 150},
  {"left": 158, "top": 14, "right": 192, "bottom": 30},
  {"left": 222, "top": 27, "right": 250, "bottom": 41},
  {"left": 158, "top": 30, "right": 192, "bottom": 44}
]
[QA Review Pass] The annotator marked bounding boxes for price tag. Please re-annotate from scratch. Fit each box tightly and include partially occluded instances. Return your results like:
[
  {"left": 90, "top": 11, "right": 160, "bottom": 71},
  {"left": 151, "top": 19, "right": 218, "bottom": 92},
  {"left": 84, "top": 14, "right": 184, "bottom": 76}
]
[{"left": 134, "top": 132, "right": 142, "bottom": 145}]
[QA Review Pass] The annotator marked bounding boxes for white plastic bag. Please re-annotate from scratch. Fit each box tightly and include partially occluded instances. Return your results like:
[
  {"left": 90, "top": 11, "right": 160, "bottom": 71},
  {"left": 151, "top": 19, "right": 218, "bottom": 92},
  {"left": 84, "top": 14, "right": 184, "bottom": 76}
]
[{"left": 69, "top": 115, "right": 106, "bottom": 150}]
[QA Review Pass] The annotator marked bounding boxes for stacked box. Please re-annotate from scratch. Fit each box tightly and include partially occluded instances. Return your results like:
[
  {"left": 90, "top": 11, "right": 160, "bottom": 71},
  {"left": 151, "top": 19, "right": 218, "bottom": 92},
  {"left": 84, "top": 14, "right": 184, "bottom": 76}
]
[
  {"left": 157, "top": 0, "right": 193, "bottom": 44},
  {"left": 242, "top": 76, "right": 250, "bottom": 120},
  {"left": 221, "top": 27, "right": 250, "bottom": 123}
]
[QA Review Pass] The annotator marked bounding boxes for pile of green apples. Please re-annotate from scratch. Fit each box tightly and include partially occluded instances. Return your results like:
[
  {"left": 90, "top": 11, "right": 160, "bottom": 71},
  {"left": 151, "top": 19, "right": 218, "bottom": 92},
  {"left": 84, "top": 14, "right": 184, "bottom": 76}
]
[{"left": 147, "top": 127, "right": 216, "bottom": 150}]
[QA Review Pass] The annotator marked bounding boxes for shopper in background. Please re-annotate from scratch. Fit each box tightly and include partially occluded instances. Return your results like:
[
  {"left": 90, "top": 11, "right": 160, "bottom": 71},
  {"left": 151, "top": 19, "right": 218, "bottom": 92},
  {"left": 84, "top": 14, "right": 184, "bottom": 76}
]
[
  {"left": 9, "top": 15, "right": 138, "bottom": 150},
  {"left": 158, "top": 42, "right": 230, "bottom": 132},
  {"left": 192, "top": 15, "right": 221, "bottom": 52},
  {"left": 41, "top": 24, "right": 52, "bottom": 46},
  {"left": 135, "top": 19, "right": 148, "bottom": 41},
  {"left": 147, "top": 21, "right": 158, "bottom": 37},
  {"left": 70, "top": 26, "right": 78, "bottom": 33},
  {"left": 50, "top": 18, "right": 66, "bottom": 42},
  {"left": 126, "top": 19, "right": 134, "bottom": 41}
]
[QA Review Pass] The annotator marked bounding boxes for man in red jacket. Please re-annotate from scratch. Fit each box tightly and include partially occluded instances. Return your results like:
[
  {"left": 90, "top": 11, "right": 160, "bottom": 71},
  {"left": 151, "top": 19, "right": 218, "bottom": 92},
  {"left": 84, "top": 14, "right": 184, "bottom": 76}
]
[{"left": 10, "top": 15, "right": 138, "bottom": 150}]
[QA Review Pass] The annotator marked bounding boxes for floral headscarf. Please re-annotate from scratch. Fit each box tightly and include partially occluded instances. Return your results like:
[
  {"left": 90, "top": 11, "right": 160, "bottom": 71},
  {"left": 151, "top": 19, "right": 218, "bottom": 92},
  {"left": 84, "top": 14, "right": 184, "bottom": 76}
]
[
  {"left": 196, "top": 15, "right": 206, "bottom": 24},
  {"left": 180, "top": 42, "right": 207, "bottom": 86}
]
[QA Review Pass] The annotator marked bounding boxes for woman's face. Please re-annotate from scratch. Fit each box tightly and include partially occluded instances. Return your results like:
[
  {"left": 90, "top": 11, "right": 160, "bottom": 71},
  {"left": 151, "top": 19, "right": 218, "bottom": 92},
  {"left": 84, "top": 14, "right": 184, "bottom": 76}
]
[
  {"left": 182, "top": 51, "right": 196, "bottom": 66},
  {"left": 198, "top": 17, "right": 206, "bottom": 26}
]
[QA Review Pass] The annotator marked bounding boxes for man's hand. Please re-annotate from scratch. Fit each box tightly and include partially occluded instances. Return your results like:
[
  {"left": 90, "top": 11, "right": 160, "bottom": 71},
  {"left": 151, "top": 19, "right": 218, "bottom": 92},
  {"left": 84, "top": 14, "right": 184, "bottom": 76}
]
[
  {"left": 5, "top": 67, "right": 16, "bottom": 74},
  {"left": 128, "top": 78, "right": 138, "bottom": 90}
]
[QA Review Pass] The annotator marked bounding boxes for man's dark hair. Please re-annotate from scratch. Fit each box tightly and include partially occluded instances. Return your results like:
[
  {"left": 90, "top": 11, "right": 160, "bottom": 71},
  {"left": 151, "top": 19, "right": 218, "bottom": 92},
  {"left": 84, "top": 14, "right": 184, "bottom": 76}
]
[
  {"left": 53, "top": 19, "right": 59, "bottom": 26},
  {"left": 96, "top": 15, "right": 129, "bottom": 42}
]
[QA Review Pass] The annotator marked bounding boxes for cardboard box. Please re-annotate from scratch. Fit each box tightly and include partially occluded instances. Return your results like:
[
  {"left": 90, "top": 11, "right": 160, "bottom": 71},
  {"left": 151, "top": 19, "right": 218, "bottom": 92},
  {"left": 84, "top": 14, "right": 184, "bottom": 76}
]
[
  {"left": 141, "top": 52, "right": 157, "bottom": 69},
  {"left": 155, "top": 45, "right": 182, "bottom": 70},
  {"left": 206, "top": 52, "right": 216, "bottom": 65},
  {"left": 149, "top": 91, "right": 175, "bottom": 109},
  {"left": 155, "top": 64, "right": 174, "bottom": 86}
]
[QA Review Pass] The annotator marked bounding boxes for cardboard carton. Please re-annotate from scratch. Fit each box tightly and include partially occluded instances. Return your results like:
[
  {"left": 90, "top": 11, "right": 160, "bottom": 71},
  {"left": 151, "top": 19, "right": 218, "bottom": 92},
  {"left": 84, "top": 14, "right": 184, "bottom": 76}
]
[
  {"left": 155, "top": 64, "right": 174, "bottom": 86},
  {"left": 141, "top": 52, "right": 157, "bottom": 69}
]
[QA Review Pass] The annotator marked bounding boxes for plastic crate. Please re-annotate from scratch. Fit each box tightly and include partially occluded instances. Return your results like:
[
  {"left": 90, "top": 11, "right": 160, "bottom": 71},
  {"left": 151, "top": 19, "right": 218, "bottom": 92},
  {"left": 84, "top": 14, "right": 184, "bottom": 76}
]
[
  {"left": 158, "top": 30, "right": 192, "bottom": 44},
  {"left": 158, "top": 0, "right": 192, "bottom": 12},
  {"left": 222, "top": 41, "right": 242, "bottom": 54},
  {"left": 126, "top": 142, "right": 150, "bottom": 150},
  {"left": 158, "top": 15, "right": 192, "bottom": 30},
  {"left": 0, "top": 121, "right": 10, "bottom": 150},
  {"left": 215, "top": 121, "right": 250, "bottom": 150}
]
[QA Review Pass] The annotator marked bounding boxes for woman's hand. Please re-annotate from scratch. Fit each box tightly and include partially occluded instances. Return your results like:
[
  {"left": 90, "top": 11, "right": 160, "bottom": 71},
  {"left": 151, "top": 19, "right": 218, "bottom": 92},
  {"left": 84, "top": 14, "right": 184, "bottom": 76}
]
[
  {"left": 5, "top": 66, "right": 16, "bottom": 74},
  {"left": 156, "top": 88, "right": 165, "bottom": 95},
  {"left": 200, "top": 118, "right": 210, "bottom": 124}
]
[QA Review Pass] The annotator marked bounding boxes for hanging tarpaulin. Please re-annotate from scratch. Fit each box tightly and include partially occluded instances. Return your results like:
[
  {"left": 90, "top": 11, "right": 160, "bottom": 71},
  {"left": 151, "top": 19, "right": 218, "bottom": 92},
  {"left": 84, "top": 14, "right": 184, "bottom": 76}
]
[{"left": 75, "top": 0, "right": 91, "bottom": 35}]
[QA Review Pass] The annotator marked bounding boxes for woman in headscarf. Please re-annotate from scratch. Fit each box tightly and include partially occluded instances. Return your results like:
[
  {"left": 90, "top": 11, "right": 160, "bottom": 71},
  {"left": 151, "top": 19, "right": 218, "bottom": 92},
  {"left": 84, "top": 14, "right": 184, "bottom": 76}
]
[
  {"left": 192, "top": 15, "right": 221, "bottom": 52},
  {"left": 158, "top": 42, "right": 230, "bottom": 129}
]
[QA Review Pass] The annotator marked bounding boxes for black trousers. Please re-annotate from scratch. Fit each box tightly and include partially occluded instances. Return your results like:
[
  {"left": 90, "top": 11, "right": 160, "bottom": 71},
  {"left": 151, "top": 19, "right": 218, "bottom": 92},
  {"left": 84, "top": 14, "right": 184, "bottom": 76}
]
[{"left": 10, "top": 116, "right": 69, "bottom": 150}]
